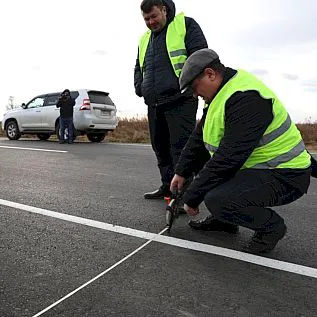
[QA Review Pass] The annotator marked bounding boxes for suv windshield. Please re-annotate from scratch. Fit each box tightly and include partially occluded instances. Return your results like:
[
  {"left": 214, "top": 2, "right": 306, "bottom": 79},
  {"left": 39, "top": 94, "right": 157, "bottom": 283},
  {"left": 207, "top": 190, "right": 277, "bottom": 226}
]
[{"left": 88, "top": 91, "right": 114, "bottom": 105}]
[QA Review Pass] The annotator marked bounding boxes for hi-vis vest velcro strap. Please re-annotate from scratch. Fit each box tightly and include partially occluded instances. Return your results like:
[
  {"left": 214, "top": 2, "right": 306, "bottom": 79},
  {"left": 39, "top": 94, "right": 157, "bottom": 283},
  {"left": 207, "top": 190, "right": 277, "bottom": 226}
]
[{"left": 138, "top": 13, "right": 187, "bottom": 77}]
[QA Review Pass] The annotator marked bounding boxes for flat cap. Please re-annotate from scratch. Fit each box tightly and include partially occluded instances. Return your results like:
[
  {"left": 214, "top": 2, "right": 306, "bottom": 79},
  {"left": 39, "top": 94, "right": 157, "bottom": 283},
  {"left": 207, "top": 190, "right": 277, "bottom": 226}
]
[{"left": 180, "top": 48, "right": 220, "bottom": 93}]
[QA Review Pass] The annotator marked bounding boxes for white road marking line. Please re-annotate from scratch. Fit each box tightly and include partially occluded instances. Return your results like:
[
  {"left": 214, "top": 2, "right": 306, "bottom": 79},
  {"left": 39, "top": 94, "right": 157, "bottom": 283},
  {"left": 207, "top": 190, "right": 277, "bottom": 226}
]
[
  {"left": 0, "top": 145, "right": 67, "bottom": 153},
  {"left": 1, "top": 198, "right": 317, "bottom": 280},
  {"left": 95, "top": 172, "right": 113, "bottom": 177},
  {"left": 108, "top": 142, "right": 151, "bottom": 147},
  {"left": 31, "top": 227, "right": 168, "bottom": 317}
]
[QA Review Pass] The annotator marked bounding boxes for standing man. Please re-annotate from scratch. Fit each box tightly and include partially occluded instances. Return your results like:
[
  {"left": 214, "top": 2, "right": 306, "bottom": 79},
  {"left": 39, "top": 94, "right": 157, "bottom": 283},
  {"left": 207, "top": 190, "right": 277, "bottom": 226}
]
[
  {"left": 171, "top": 48, "right": 312, "bottom": 254},
  {"left": 134, "top": 0, "right": 208, "bottom": 199},
  {"left": 56, "top": 89, "right": 75, "bottom": 144}
]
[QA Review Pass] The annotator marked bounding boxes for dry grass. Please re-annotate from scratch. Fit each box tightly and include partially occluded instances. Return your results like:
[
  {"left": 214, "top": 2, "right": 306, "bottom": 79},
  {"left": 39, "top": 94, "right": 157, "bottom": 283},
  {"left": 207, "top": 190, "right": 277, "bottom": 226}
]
[
  {"left": 297, "top": 123, "right": 317, "bottom": 150},
  {"left": 107, "top": 116, "right": 150, "bottom": 143},
  {"left": 1, "top": 119, "right": 317, "bottom": 147}
]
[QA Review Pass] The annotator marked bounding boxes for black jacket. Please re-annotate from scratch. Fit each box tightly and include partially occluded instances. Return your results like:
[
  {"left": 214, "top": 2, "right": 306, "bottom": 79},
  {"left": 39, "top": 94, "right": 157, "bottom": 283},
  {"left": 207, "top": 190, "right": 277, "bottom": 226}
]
[
  {"left": 56, "top": 96, "right": 75, "bottom": 118},
  {"left": 134, "top": 0, "right": 208, "bottom": 107},
  {"left": 176, "top": 68, "right": 311, "bottom": 208}
]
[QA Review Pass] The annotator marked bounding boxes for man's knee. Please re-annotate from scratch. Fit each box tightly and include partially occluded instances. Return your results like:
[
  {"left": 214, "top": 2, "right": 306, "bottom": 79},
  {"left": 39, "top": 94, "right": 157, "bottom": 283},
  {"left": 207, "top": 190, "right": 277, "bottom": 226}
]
[{"left": 204, "top": 190, "right": 231, "bottom": 217}]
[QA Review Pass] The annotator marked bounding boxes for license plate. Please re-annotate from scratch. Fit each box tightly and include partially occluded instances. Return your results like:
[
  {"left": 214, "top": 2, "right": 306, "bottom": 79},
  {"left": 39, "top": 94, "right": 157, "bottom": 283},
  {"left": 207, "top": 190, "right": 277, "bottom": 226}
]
[{"left": 101, "top": 110, "right": 110, "bottom": 116}]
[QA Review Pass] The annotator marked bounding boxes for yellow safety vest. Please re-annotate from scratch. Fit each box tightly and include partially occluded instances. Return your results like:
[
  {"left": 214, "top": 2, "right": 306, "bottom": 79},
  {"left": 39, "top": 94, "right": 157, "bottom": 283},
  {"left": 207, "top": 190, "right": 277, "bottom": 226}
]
[
  {"left": 203, "top": 70, "right": 311, "bottom": 169},
  {"left": 138, "top": 13, "right": 187, "bottom": 77}
]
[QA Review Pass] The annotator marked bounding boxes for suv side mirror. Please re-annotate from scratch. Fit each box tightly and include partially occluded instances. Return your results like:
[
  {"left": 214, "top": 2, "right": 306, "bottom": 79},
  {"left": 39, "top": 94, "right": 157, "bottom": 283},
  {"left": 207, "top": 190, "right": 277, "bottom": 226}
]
[{"left": 21, "top": 103, "right": 26, "bottom": 109}]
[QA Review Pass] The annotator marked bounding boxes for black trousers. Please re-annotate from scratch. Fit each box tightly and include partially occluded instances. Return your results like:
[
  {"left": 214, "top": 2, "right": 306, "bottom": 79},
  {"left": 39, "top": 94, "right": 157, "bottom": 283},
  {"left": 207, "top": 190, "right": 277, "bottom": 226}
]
[
  {"left": 204, "top": 169, "right": 309, "bottom": 233},
  {"left": 148, "top": 97, "right": 198, "bottom": 188}
]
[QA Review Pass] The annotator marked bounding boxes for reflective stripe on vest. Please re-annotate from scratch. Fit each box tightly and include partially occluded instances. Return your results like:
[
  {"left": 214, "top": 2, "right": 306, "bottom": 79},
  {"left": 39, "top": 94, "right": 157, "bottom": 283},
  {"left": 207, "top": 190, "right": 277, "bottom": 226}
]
[
  {"left": 205, "top": 114, "right": 292, "bottom": 153},
  {"left": 203, "top": 70, "right": 311, "bottom": 169},
  {"left": 138, "top": 13, "right": 187, "bottom": 77}
]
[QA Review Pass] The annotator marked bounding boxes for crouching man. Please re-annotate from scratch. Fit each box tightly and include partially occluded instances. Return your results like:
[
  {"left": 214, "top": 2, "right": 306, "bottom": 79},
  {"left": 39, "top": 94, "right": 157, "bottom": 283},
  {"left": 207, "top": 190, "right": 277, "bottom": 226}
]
[{"left": 171, "top": 48, "right": 311, "bottom": 254}]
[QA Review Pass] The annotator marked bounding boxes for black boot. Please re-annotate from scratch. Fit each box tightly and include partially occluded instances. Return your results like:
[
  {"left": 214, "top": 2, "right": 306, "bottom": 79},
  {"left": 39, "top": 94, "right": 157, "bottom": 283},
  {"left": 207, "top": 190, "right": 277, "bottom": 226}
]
[
  {"left": 242, "top": 224, "right": 287, "bottom": 254},
  {"left": 144, "top": 186, "right": 171, "bottom": 199},
  {"left": 188, "top": 215, "right": 239, "bottom": 233}
]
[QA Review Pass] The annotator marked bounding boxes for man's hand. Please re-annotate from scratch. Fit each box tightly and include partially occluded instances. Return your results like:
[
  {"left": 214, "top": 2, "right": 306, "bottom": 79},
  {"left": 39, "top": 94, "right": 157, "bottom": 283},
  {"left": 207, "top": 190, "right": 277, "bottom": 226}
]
[
  {"left": 184, "top": 204, "right": 199, "bottom": 216},
  {"left": 170, "top": 174, "right": 185, "bottom": 193}
]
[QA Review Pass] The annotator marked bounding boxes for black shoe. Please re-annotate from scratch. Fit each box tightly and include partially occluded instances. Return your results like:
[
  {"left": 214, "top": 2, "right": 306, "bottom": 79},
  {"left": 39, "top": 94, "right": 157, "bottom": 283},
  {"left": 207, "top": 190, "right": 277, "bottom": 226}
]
[
  {"left": 68, "top": 141, "right": 74, "bottom": 144},
  {"left": 243, "top": 225, "right": 287, "bottom": 254},
  {"left": 188, "top": 215, "right": 239, "bottom": 234},
  {"left": 144, "top": 187, "right": 171, "bottom": 199},
  {"left": 59, "top": 140, "right": 66, "bottom": 144}
]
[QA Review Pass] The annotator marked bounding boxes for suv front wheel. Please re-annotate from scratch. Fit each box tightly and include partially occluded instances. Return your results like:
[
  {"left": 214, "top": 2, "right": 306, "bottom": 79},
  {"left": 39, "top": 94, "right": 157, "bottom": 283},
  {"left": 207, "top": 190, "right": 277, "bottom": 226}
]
[
  {"left": 87, "top": 133, "right": 106, "bottom": 143},
  {"left": 6, "top": 120, "right": 21, "bottom": 140}
]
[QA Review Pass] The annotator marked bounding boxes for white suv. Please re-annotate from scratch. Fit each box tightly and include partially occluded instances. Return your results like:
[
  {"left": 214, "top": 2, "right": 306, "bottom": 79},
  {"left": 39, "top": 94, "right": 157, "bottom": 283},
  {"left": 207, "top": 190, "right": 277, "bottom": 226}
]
[{"left": 2, "top": 89, "right": 118, "bottom": 142}]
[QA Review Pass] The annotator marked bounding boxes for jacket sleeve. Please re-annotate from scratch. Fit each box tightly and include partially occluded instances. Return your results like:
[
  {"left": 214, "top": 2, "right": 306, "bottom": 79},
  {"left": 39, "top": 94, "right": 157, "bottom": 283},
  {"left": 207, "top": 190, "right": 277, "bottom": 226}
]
[
  {"left": 134, "top": 48, "right": 143, "bottom": 98},
  {"left": 56, "top": 99, "right": 62, "bottom": 108},
  {"left": 183, "top": 91, "right": 274, "bottom": 208},
  {"left": 175, "top": 110, "right": 211, "bottom": 178},
  {"left": 307, "top": 150, "right": 317, "bottom": 178},
  {"left": 184, "top": 17, "right": 208, "bottom": 55}
]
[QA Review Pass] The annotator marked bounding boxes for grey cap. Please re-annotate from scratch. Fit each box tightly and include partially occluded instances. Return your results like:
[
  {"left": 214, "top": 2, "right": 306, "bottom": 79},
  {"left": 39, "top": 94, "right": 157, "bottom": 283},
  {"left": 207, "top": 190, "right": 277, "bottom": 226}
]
[{"left": 179, "top": 48, "right": 220, "bottom": 93}]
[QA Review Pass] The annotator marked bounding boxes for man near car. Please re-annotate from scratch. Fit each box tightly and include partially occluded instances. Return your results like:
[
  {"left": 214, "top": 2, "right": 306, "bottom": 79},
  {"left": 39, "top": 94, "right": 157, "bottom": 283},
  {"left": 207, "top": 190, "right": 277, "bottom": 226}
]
[
  {"left": 134, "top": 0, "right": 208, "bottom": 199},
  {"left": 56, "top": 89, "right": 75, "bottom": 144},
  {"left": 170, "top": 48, "right": 312, "bottom": 254}
]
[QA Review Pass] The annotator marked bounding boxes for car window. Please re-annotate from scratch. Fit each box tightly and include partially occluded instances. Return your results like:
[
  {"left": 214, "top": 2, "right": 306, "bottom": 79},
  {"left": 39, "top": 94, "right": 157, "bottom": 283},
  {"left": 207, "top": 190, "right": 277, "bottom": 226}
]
[
  {"left": 27, "top": 97, "right": 45, "bottom": 109},
  {"left": 45, "top": 94, "right": 59, "bottom": 106},
  {"left": 70, "top": 91, "right": 79, "bottom": 100},
  {"left": 88, "top": 91, "right": 114, "bottom": 105}
]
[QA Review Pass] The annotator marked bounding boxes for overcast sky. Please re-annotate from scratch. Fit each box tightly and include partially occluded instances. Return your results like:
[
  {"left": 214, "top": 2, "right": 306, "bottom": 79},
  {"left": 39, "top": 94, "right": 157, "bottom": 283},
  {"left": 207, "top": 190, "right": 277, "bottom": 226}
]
[{"left": 1, "top": 0, "right": 317, "bottom": 122}]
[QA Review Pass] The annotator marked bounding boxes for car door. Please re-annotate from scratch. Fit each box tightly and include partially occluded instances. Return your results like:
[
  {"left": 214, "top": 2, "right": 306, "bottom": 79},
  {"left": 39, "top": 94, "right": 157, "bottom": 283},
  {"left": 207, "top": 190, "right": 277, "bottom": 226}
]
[
  {"left": 42, "top": 94, "right": 60, "bottom": 129},
  {"left": 20, "top": 96, "right": 46, "bottom": 129}
]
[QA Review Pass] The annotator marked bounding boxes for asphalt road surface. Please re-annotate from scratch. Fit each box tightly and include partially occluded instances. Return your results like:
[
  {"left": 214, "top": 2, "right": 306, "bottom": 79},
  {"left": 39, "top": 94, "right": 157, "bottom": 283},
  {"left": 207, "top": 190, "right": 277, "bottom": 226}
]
[{"left": 0, "top": 138, "right": 316, "bottom": 317}]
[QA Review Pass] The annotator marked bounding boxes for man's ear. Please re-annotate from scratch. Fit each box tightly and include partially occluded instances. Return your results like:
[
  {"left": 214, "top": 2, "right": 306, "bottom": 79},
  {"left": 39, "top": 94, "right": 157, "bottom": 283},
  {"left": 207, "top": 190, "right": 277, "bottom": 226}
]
[
  {"left": 162, "top": 5, "right": 167, "bottom": 15},
  {"left": 204, "top": 68, "right": 216, "bottom": 81}
]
